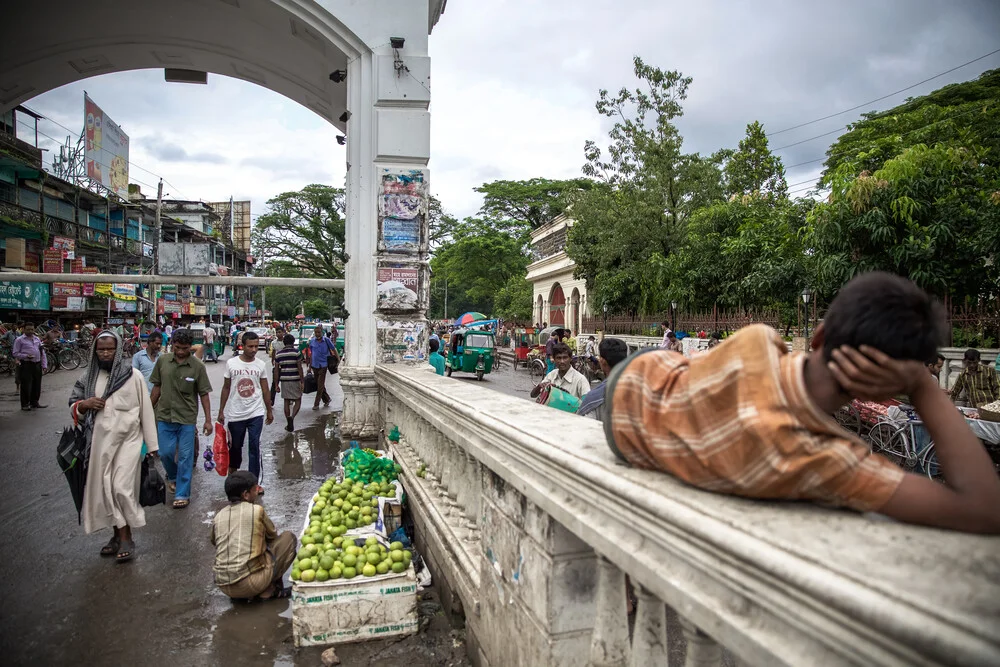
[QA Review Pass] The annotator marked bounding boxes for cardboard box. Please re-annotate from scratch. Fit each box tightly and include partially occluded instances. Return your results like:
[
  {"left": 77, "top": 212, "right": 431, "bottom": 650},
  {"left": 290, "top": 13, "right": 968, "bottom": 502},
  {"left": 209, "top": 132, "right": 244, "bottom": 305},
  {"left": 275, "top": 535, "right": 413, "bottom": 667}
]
[{"left": 291, "top": 526, "right": 418, "bottom": 647}]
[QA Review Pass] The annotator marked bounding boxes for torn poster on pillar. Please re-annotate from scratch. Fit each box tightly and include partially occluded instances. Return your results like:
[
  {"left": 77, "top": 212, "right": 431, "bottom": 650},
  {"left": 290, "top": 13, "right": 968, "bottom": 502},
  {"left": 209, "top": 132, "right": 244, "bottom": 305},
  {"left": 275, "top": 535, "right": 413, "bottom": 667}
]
[
  {"left": 379, "top": 168, "right": 428, "bottom": 254},
  {"left": 379, "top": 194, "right": 422, "bottom": 220},
  {"left": 376, "top": 319, "right": 426, "bottom": 364},
  {"left": 377, "top": 266, "right": 419, "bottom": 311}
]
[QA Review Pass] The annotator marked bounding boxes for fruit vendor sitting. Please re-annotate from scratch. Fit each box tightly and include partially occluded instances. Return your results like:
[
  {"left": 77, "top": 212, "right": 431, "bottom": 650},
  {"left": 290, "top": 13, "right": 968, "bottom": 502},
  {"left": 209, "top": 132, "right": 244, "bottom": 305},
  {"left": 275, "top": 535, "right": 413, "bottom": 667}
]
[
  {"left": 603, "top": 272, "right": 1000, "bottom": 534},
  {"left": 210, "top": 471, "right": 296, "bottom": 601}
]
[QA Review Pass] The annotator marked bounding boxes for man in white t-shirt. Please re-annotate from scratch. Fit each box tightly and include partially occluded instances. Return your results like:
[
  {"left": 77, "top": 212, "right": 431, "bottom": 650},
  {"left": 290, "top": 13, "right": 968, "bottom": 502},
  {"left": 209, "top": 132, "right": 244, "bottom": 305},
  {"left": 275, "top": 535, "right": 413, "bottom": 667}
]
[{"left": 217, "top": 331, "right": 273, "bottom": 482}]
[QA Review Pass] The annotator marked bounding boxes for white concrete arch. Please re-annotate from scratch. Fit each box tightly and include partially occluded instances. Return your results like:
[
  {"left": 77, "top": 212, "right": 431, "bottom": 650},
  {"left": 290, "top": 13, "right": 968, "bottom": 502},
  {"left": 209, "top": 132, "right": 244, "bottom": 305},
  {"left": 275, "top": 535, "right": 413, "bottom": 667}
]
[
  {"left": 1, "top": 0, "right": 446, "bottom": 438},
  {"left": 0, "top": 0, "right": 370, "bottom": 127}
]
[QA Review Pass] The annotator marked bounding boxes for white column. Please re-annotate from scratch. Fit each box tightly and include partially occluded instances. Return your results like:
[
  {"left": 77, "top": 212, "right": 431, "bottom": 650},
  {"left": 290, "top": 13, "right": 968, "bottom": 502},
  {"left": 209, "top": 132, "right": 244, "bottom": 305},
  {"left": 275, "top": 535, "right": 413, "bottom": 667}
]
[{"left": 341, "top": 41, "right": 431, "bottom": 439}]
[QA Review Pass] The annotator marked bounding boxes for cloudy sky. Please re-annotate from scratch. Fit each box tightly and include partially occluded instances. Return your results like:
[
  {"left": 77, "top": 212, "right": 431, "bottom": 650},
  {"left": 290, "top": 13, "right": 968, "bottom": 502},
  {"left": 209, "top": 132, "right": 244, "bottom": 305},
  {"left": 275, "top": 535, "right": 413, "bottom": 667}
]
[{"left": 22, "top": 0, "right": 1000, "bottom": 221}]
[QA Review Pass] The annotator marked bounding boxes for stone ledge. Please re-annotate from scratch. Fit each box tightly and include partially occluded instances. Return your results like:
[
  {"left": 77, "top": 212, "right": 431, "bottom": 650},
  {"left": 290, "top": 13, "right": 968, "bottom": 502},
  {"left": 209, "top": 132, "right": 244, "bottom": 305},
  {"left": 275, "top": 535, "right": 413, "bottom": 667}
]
[{"left": 376, "top": 364, "right": 1000, "bottom": 666}]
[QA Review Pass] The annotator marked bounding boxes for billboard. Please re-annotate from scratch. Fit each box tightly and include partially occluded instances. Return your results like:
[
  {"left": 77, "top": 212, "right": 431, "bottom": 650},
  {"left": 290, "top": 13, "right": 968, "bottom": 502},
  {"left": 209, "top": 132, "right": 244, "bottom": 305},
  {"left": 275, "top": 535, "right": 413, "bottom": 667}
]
[{"left": 84, "top": 94, "right": 130, "bottom": 199}]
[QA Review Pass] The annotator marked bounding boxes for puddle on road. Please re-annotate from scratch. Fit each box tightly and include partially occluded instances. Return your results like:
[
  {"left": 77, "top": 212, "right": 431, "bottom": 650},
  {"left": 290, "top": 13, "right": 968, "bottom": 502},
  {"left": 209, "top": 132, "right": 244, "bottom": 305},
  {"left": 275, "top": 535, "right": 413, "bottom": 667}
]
[{"left": 269, "top": 412, "right": 342, "bottom": 480}]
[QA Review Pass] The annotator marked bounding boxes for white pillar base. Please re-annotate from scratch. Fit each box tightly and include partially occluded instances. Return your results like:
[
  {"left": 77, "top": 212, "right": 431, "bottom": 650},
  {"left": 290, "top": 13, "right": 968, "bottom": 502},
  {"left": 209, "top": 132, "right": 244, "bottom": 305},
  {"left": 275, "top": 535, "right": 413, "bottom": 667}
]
[{"left": 340, "top": 365, "right": 380, "bottom": 440}]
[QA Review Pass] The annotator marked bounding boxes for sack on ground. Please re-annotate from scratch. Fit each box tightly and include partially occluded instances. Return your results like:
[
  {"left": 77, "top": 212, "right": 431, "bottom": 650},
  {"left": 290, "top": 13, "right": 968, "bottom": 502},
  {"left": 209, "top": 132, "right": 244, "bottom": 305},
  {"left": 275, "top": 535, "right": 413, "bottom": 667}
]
[
  {"left": 213, "top": 422, "right": 230, "bottom": 476},
  {"left": 140, "top": 455, "right": 166, "bottom": 507},
  {"left": 304, "top": 371, "right": 317, "bottom": 394}
]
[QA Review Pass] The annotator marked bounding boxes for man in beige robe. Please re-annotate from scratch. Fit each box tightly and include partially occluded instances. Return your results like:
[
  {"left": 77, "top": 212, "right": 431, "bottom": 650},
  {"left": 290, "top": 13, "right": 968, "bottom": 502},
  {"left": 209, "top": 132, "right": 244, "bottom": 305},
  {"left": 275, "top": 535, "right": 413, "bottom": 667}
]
[{"left": 70, "top": 331, "right": 161, "bottom": 562}]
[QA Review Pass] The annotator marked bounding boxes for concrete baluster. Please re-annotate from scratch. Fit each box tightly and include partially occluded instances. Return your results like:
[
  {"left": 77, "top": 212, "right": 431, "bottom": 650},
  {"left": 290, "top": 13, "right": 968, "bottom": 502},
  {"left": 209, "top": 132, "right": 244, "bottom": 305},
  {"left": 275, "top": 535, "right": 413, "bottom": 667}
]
[
  {"left": 628, "top": 585, "right": 668, "bottom": 667},
  {"left": 463, "top": 452, "right": 480, "bottom": 534},
  {"left": 680, "top": 618, "right": 722, "bottom": 667},
  {"left": 589, "top": 556, "right": 630, "bottom": 666}
]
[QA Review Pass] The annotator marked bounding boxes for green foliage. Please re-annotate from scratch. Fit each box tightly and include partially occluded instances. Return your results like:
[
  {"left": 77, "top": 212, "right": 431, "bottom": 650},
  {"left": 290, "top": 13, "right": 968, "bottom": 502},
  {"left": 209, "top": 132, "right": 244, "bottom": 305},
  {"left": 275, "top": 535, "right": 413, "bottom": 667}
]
[
  {"left": 475, "top": 178, "right": 593, "bottom": 231},
  {"left": 569, "top": 57, "right": 726, "bottom": 314},
  {"left": 430, "top": 218, "right": 530, "bottom": 317},
  {"left": 822, "top": 69, "right": 1000, "bottom": 183},
  {"left": 303, "top": 298, "right": 332, "bottom": 320},
  {"left": 492, "top": 275, "right": 534, "bottom": 322},
  {"left": 721, "top": 121, "right": 788, "bottom": 199},
  {"left": 250, "top": 184, "right": 346, "bottom": 280},
  {"left": 807, "top": 143, "right": 999, "bottom": 301}
]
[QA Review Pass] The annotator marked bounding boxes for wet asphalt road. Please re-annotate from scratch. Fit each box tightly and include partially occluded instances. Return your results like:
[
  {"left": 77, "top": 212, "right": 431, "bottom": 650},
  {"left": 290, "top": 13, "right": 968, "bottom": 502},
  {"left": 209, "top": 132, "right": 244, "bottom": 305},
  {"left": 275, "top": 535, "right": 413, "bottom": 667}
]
[{"left": 0, "top": 355, "right": 469, "bottom": 667}]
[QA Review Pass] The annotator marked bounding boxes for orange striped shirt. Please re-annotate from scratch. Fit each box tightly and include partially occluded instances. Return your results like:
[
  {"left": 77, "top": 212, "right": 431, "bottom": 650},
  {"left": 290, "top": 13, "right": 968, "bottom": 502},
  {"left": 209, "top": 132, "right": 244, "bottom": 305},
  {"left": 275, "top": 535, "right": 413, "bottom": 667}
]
[{"left": 606, "top": 325, "right": 904, "bottom": 512}]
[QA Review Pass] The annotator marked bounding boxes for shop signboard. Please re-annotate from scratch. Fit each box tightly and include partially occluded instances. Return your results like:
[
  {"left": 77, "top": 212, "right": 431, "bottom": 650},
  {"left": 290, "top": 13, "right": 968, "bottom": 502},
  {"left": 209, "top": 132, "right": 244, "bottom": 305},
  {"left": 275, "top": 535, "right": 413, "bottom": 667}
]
[
  {"left": 53, "top": 282, "right": 82, "bottom": 296},
  {"left": 52, "top": 296, "right": 86, "bottom": 312},
  {"left": 0, "top": 281, "right": 50, "bottom": 310},
  {"left": 112, "top": 283, "right": 136, "bottom": 301},
  {"left": 43, "top": 248, "right": 63, "bottom": 273},
  {"left": 24, "top": 253, "right": 39, "bottom": 273},
  {"left": 112, "top": 299, "right": 137, "bottom": 312},
  {"left": 82, "top": 266, "right": 98, "bottom": 296}
]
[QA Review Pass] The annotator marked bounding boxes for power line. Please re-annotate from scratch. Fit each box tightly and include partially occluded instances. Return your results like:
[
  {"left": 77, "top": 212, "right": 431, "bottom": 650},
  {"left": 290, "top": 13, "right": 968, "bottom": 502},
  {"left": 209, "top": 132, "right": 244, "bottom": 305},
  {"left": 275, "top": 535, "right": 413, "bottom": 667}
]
[
  {"left": 772, "top": 125, "right": 851, "bottom": 152},
  {"left": 767, "top": 47, "right": 1000, "bottom": 137}
]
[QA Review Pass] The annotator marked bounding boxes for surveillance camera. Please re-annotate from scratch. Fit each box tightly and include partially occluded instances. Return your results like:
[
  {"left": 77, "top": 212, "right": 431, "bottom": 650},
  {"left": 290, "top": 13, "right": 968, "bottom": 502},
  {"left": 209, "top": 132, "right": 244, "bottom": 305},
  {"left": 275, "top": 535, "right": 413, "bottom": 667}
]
[
  {"left": 339, "top": 111, "right": 351, "bottom": 123},
  {"left": 329, "top": 70, "right": 347, "bottom": 83},
  {"left": 336, "top": 135, "right": 346, "bottom": 146},
  {"left": 390, "top": 37, "right": 405, "bottom": 49}
]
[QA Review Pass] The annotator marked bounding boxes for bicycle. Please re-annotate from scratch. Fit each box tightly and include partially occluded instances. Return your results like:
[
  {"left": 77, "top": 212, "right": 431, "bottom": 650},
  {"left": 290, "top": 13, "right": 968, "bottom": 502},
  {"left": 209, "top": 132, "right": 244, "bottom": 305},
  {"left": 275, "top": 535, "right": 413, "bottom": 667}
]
[{"left": 528, "top": 357, "right": 546, "bottom": 382}]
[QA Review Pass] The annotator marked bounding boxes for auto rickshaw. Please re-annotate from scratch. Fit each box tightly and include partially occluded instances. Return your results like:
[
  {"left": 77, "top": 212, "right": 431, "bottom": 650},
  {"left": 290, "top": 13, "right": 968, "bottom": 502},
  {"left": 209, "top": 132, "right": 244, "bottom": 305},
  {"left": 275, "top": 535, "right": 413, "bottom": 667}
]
[{"left": 445, "top": 328, "right": 495, "bottom": 381}]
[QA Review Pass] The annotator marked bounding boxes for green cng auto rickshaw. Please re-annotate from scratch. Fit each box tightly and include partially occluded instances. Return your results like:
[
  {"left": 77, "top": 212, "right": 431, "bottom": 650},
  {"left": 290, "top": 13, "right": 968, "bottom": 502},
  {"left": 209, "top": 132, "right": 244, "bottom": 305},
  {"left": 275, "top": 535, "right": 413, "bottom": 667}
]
[{"left": 446, "top": 328, "right": 495, "bottom": 381}]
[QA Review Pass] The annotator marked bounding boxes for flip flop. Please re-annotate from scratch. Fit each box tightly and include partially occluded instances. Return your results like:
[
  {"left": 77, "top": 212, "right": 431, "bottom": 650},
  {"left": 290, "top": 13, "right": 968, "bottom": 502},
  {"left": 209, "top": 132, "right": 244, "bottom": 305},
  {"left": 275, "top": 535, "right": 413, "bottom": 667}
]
[
  {"left": 166, "top": 480, "right": 176, "bottom": 493},
  {"left": 100, "top": 537, "right": 120, "bottom": 557},
  {"left": 116, "top": 539, "right": 135, "bottom": 563},
  {"left": 173, "top": 499, "right": 190, "bottom": 509}
]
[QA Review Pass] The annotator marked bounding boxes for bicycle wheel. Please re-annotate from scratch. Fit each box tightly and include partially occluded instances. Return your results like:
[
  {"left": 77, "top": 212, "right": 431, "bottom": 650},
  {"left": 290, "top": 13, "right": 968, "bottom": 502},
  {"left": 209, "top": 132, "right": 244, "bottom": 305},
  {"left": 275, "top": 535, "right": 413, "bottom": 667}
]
[
  {"left": 58, "top": 347, "right": 80, "bottom": 370},
  {"left": 43, "top": 350, "right": 57, "bottom": 374},
  {"left": 529, "top": 359, "right": 545, "bottom": 381},
  {"left": 77, "top": 347, "right": 90, "bottom": 367},
  {"left": 867, "top": 422, "right": 913, "bottom": 470},
  {"left": 919, "top": 445, "right": 945, "bottom": 482},
  {"left": 834, "top": 403, "right": 862, "bottom": 435}
]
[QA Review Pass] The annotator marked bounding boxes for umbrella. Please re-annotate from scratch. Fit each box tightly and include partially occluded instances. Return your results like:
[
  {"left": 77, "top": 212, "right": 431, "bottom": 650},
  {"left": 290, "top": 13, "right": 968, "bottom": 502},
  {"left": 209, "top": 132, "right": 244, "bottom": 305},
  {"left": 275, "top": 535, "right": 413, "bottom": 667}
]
[
  {"left": 455, "top": 312, "right": 488, "bottom": 326},
  {"left": 295, "top": 314, "right": 306, "bottom": 320},
  {"left": 58, "top": 425, "right": 88, "bottom": 524}
]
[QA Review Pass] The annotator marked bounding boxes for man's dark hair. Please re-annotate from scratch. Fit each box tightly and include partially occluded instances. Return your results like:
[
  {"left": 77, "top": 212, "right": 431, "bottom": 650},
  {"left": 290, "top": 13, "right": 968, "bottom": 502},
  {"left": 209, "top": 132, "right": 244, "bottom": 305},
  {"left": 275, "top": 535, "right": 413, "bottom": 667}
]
[
  {"left": 551, "top": 342, "right": 572, "bottom": 357},
  {"left": 225, "top": 470, "right": 258, "bottom": 502},
  {"left": 821, "top": 272, "right": 945, "bottom": 364},
  {"left": 429, "top": 338, "right": 440, "bottom": 353},
  {"left": 936, "top": 353, "right": 945, "bottom": 363},
  {"left": 242, "top": 331, "right": 259, "bottom": 343},
  {"left": 283, "top": 333, "right": 295, "bottom": 345},
  {"left": 172, "top": 328, "right": 193, "bottom": 345},
  {"left": 964, "top": 348, "right": 981, "bottom": 363},
  {"left": 599, "top": 338, "right": 628, "bottom": 369}
]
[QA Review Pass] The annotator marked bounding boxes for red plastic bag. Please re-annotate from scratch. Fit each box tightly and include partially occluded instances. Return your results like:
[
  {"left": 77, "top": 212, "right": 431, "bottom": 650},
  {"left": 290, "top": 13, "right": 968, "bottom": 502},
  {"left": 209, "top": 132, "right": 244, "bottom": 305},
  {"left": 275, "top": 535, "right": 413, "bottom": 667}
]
[{"left": 213, "top": 422, "right": 230, "bottom": 477}]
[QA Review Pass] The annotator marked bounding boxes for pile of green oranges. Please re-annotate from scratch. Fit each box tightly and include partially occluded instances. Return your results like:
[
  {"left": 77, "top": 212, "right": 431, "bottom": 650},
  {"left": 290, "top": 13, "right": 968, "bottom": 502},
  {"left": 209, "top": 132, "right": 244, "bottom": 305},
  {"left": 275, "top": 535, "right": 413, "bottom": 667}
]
[{"left": 291, "top": 536, "right": 412, "bottom": 582}]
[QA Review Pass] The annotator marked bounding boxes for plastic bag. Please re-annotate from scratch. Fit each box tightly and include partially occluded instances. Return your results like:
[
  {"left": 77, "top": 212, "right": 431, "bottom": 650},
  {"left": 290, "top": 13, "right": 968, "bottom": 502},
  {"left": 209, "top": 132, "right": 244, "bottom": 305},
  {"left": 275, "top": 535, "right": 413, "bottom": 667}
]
[
  {"left": 212, "top": 422, "right": 230, "bottom": 477},
  {"left": 342, "top": 447, "right": 400, "bottom": 485},
  {"left": 140, "top": 455, "right": 166, "bottom": 507}
]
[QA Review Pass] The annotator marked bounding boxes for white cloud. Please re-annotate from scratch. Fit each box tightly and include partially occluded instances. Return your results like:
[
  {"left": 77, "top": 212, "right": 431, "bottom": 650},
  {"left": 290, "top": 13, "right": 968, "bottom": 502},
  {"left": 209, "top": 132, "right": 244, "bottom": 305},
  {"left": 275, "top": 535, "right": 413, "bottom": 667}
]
[{"left": 21, "top": 0, "right": 1000, "bottom": 223}]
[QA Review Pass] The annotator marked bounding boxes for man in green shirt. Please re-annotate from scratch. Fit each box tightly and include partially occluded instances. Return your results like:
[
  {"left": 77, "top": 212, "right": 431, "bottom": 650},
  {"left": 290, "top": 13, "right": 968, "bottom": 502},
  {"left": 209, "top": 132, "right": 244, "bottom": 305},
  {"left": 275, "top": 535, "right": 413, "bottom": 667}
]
[
  {"left": 429, "top": 338, "right": 445, "bottom": 376},
  {"left": 150, "top": 329, "right": 213, "bottom": 509},
  {"left": 950, "top": 348, "right": 1000, "bottom": 409}
]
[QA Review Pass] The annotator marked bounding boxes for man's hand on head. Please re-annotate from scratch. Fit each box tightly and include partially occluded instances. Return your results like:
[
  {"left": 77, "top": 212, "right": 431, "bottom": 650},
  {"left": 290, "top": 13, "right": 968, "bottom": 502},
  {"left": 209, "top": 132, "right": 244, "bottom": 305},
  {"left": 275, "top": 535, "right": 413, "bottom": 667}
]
[{"left": 827, "top": 345, "right": 932, "bottom": 400}]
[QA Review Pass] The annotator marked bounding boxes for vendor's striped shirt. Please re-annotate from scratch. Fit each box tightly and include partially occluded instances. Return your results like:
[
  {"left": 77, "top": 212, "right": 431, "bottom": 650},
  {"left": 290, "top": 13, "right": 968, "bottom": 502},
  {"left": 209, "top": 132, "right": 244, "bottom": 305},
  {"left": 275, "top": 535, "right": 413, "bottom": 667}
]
[
  {"left": 950, "top": 364, "right": 1000, "bottom": 409},
  {"left": 605, "top": 325, "right": 905, "bottom": 513},
  {"left": 210, "top": 502, "right": 277, "bottom": 586}
]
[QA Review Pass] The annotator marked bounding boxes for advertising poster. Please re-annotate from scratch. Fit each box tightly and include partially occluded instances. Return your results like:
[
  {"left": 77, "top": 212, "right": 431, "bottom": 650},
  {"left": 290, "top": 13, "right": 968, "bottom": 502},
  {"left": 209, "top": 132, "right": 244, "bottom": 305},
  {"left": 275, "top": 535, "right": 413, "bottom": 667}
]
[
  {"left": 52, "top": 236, "right": 75, "bottom": 252},
  {"left": 84, "top": 93, "right": 130, "bottom": 199},
  {"left": 43, "top": 248, "right": 63, "bottom": 273},
  {"left": 376, "top": 266, "right": 419, "bottom": 311},
  {"left": 82, "top": 266, "right": 98, "bottom": 296},
  {"left": 376, "top": 319, "right": 426, "bottom": 363},
  {"left": 53, "top": 282, "right": 82, "bottom": 296},
  {"left": 0, "top": 282, "right": 50, "bottom": 310},
  {"left": 379, "top": 168, "right": 427, "bottom": 253}
]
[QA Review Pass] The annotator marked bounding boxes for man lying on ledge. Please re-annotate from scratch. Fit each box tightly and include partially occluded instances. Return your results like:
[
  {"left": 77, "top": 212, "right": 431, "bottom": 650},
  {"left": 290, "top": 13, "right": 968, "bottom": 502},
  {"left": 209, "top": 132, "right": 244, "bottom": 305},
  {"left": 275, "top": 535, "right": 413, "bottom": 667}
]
[{"left": 604, "top": 272, "right": 1000, "bottom": 534}]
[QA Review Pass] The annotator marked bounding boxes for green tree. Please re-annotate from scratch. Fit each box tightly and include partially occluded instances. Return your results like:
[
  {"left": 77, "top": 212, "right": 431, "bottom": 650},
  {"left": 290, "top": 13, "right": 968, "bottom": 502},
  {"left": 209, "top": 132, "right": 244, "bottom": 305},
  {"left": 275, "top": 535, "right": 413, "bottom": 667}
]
[
  {"left": 250, "top": 184, "right": 346, "bottom": 280},
  {"left": 807, "top": 143, "right": 999, "bottom": 302},
  {"left": 475, "top": 178, "right": 594, "bottom": 232},
  {"left": 430, "top": 218, "right": 531, "bottom": 317},
  {"left": 493, "top": 275, "right": 533, "bottom": 322},
  {"left": 821, "top": 69, "right": 1000, "bottom": 184},
  {"left": 567, "top": 57, "right": 724, "bottom": 314},
  {"left": 721, "top": 121, "right": 788, "bottom": 199},
  {"left": 303, "top": 297, "right": 332, "bottom": 319}
]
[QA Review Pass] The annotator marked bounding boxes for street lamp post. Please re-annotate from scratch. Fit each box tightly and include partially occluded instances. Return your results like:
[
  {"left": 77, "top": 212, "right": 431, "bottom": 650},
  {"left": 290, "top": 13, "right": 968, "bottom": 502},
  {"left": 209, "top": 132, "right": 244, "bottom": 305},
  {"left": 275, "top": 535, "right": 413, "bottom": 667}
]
[
  {"left": 602, "top": 302, "right": 608, "bottom": 333},
  {"left": 671, "top": 301, "right": 678, "bottom": 333},
  {"left": 801, "top": 288, "right": 812, "bottom": 345}
]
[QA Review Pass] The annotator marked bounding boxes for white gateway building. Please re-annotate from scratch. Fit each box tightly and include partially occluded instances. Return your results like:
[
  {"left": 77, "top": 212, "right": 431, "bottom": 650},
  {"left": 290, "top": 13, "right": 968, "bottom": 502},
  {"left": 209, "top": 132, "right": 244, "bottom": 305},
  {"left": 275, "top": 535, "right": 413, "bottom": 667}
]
[{"left": 525, "top": 213, "right": 590, "bottom": 333}]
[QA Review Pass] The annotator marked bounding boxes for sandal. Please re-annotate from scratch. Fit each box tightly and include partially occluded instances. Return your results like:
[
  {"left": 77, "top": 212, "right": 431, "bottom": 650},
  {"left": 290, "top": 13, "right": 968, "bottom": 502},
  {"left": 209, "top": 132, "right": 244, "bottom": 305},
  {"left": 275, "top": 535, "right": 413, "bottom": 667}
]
[
  {"left": 166, "top": 480, "right": 176, "bottom": 493},
  {"left": 173, "top": 498, "right": 190, "bottom": 509},
  {"left": 100, "top": 537, "right": 120, "bottom": 557},
  {"left": 116, "top": 539, "right": 135, "bottom": 563}
]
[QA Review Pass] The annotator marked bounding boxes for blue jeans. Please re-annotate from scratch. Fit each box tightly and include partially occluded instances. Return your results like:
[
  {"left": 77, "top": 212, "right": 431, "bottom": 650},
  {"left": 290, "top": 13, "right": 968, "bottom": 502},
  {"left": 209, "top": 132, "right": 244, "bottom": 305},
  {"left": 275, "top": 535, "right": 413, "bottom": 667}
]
[
  {"left": 157, "top": 422, "right": 196, "bottom": 500},
  {"left": 228, "top": 415, "right": 265, "bottom": 481}
]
